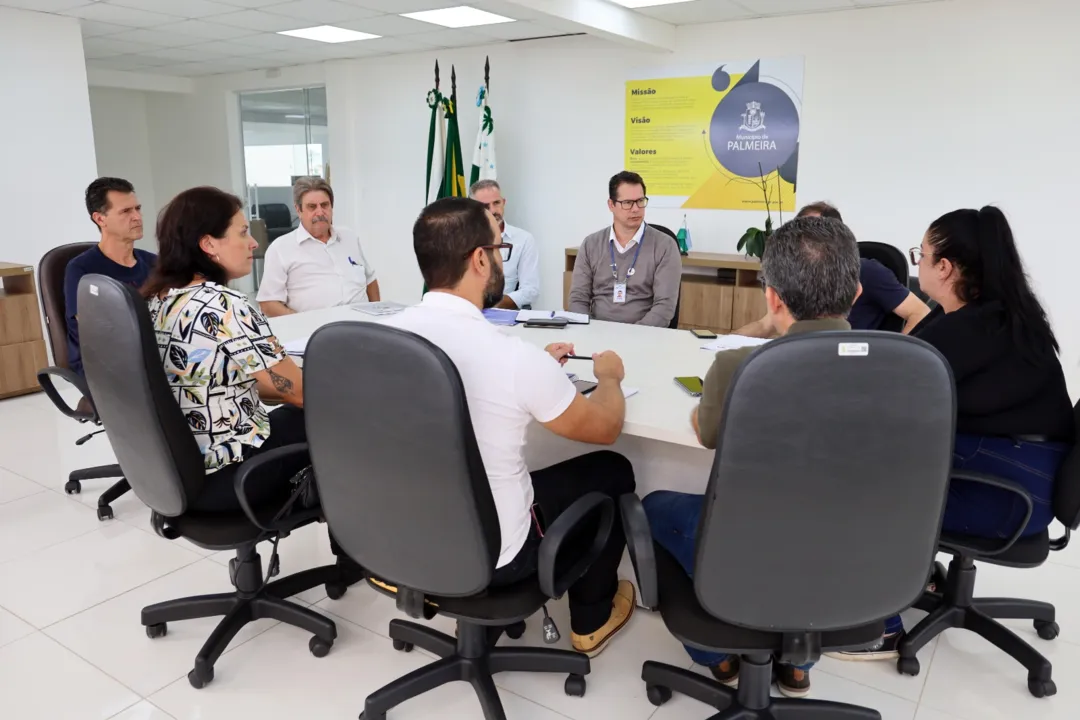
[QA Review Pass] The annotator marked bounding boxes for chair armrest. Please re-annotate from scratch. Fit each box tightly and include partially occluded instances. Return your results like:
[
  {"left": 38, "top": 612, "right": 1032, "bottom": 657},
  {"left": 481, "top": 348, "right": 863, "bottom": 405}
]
[
  {"left": 939, "top": 469, "right": 1034, "bottom": 558},
  {"left": 37, "top": 367, "right": 96, "bottom": 422},
  {"left": 537, "top": 492, "right": 614, "bottom": 599},
  {"left": 233, "top": 443, "right": 316, "bottom": 532},
  {"left": 619, "top": 494, "right": 659, "bottom": 610}
]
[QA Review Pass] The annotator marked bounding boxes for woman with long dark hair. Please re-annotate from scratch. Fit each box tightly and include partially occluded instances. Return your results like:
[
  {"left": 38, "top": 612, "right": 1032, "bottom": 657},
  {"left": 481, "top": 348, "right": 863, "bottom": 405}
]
[
  {"left": 833, "top": 206, "right": 1074, "bottom": 661},
  {"left": 143, "top": 186, "right": 308, "bottom": 511}
]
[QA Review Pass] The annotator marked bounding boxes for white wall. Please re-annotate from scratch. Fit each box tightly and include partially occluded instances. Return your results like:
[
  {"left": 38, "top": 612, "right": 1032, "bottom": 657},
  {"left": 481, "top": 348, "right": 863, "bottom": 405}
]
[
  {"left": 0, "top": 8, "right": 97, "bottom": 267},
  {"left": 314, "top": 0, "right": 1080, "bottom": 389},
  {"left": 88, "top": 87, "right": 158, "bottom": 252}
]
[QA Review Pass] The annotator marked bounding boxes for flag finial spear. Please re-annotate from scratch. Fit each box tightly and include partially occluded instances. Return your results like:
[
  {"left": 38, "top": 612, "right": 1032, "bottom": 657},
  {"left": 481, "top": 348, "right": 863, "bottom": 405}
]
[
  {"left": 451, "top": 65, "right": 457, "bottom": 96},
  {"left": 485, "top": 56, "right": 490, "bottom": 90},
  {"left": 434, "top": 60, "right": 440, "bottom": 90}
]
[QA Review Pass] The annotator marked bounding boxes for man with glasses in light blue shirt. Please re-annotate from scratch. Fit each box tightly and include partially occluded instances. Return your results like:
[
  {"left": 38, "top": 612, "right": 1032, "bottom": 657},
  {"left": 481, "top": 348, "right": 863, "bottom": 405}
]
[{"left": 469, "top": 179, "right": 540, "bottom": 310}]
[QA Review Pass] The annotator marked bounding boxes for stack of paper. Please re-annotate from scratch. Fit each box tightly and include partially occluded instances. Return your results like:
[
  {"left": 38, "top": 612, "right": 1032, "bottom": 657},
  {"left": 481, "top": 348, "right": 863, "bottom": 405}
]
[
  {"left": 517, "top": 310, "right": 590, "bottom": 325},
  {"left": 283, "top": 336, "right": 309, "bottom": 357},
  {"left": 482, "top": 308, "right": 520, "bottom": 326},
  {"left": 700, "top": 335, "right": 770, "bottom": 352}
]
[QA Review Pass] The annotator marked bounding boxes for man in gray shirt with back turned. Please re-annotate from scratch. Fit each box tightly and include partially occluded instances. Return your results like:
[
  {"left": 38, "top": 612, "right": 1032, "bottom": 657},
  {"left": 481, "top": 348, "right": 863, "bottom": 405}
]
[{"left": 568, "top": 171, "right": 682, "bottom": 327}]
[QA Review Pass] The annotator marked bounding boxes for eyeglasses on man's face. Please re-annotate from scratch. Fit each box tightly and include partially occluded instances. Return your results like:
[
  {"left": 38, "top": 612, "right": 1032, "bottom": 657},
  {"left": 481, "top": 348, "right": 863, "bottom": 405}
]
[
  {"left": 613, "top": 197, "right": 649, "bottom": 210},
  {"left": 467, "top": 243, "right": 513, "bottom": 262}
]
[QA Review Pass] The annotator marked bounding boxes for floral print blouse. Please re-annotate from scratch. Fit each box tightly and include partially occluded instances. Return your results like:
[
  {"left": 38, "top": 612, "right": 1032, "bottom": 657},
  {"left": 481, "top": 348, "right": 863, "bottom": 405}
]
[{"left": 148, "top": 282, "right": 286, "bottom": 473}]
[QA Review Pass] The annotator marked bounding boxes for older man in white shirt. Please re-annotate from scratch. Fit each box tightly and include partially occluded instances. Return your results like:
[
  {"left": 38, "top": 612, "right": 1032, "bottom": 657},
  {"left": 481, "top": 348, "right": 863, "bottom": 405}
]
[
  {"left": 258, "top": 176, "right": 380, "bottom": 316},
  {"left": 469, "top": 179, "right": 539, "bottom": 309}
]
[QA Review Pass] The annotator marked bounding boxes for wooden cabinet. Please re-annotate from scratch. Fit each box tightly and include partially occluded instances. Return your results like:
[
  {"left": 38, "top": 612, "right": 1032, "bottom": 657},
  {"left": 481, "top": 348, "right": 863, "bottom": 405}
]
[
  {"left": 0, "top": 263, "right": 46, "bottom": 399},
  {"left": 562, "top": 249, "right": 765, "bottom": 334}
]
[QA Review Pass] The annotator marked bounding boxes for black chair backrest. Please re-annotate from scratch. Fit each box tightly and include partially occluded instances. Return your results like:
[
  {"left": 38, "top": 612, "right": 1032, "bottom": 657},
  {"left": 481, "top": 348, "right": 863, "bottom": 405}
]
[
  {"left": 858, "top": 242, "right": 909, "bottom": 287},
  {"left": 858, "top": 242, "right": 910, "bottom": 333},
  {"left": 305, "top": 322, "right": 501, "bottom": 597},
  {"left": 38, "top": 242, "right": 95, "bottom": 368},
  {"left": 646, "top": 225, "right": 682, "bottom": 329},
  {"left": 255, "top": 203, "right": 293, "bottom": 229},
  {"left": 1052, "top": 399, "right": 1080, "bottom": 530},
  {"left": 77, "top": 275, "right": 205, "bottom": 516},
  {"left": 696, "top": 331, "right": 955, "bottom": 632}
]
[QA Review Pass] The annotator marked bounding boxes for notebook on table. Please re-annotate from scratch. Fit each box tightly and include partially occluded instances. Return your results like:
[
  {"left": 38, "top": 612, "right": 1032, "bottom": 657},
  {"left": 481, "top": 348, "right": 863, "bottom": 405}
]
[{"left": 516, "top": 310, "right": 590, "bottom": 325}]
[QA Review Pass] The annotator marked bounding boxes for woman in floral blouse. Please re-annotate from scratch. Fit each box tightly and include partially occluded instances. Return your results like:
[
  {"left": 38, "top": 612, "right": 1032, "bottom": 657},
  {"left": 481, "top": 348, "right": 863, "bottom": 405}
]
[{"left": 143, "top": 186, "right": 308, "bottom": 512}]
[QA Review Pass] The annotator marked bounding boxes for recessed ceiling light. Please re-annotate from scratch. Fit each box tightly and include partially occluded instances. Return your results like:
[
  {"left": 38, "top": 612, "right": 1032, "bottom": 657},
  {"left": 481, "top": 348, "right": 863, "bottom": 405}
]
[
  {"left": 609, "top": 0, "right": 697, "bottom": 7},
  {"left": 277, "top": 25, "right": 380, "bottom": 43},
  {"left": 401, "top": 6, "right": 515, "bottom": 29},
  {"left": 284, "top": 114, "right": 305, "bottom": 119}
]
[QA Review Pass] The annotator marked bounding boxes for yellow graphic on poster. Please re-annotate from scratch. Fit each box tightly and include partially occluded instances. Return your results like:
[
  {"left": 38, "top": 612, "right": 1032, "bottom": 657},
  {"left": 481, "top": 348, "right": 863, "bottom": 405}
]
[{"left": 625, "top": 58, "right": 804, "bottom": 212}]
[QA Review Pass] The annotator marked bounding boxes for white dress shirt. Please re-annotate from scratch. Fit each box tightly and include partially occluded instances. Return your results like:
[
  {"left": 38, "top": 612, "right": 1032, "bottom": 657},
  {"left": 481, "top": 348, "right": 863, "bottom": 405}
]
[
  {"left": 609, "top": 222, "right": 646, "bottom": 254},
  {"left": 501, "top": 223, "right": 540, "bottom": 308},
  {"left": 257, "top": 224, "right": 376, "bottom": 313},
  {"left": 387, "top": 292, "right": 577, "bottom": 568}
]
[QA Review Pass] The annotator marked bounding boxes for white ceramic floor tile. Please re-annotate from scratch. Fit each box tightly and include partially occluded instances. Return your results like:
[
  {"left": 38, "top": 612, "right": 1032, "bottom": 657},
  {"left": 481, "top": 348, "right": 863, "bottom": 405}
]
[
  {"left": 0, "top": 606, "right": 35, "bottom": 649},
  {"left": 0, "top": 466, "right": 45, "bottom": 504},
  {"left": 0, "top": 521, "right": 203, "bottom": 627},
  {"left": 815, "top": 607, "right": 939, "bottom": 702},
  {"left": 919, "top": 625, "right": 1080, "bottom": 720},
  {"left": 46, "top": 559, "right": 281, "bottom": 696},
  {"left": 116, "top": 506, "right": 219, "bottom": 558},
  {"left": 315, "top": 581, "right": 459, "bottom": 650},
  {"left": 494, "top": 603, "right": 693, "bottom": 720},
  {"left": 0, "top": 632, "right": 140, "bottom": 720},
  {"left": 150, "top": 614, "right": 556, "bottom": 719},
  {"left": 108, "top": 701, "right": 177, "bottom": 720},
  {"left": 0, "top": 490, "right": 102, "bottom": 564},
  {"left": 914, "top": 708, "right": 967, "bottom": 720}
]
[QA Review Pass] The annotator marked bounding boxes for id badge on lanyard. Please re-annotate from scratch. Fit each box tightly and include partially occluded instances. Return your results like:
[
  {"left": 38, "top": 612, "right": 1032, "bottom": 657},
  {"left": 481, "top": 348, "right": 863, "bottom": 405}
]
[{"left": 609, "top": 235, "right": 643, "bottom": 306}]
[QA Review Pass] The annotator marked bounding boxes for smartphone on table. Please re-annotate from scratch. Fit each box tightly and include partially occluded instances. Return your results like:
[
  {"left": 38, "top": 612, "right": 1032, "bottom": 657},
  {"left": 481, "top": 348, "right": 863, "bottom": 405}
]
[
  {"left": 573, "top": 379, "right": 598, "bottom": 395},
  {"left": 690, "top": 329, "right": 717, "bottom": 339},
  {"left": 674, "top": 376, "right": 704, "bottom": 397}
]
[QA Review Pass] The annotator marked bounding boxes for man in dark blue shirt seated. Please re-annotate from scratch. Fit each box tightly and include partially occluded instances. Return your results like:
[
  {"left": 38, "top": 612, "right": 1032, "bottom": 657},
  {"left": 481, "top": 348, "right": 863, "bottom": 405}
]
[
  {"left": 735, "top": 202, "right": 929, "bottom": 337},
  {"left": 65, "top": 177, "right": 157, "bottom": 376}
]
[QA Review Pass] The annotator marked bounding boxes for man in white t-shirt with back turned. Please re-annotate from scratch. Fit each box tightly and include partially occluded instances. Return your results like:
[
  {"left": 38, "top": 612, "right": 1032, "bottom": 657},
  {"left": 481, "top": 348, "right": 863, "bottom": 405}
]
[
  {"left": 388, "top": 196, "right": 637, "bottom": 658},
  {"left": 258, "top": 176, "right": 380, "bottom": 316}
]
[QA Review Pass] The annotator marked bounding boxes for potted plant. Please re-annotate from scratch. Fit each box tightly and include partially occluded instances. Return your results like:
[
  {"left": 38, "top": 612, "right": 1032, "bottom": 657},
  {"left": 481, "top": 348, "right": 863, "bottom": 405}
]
[{"left": 737, "top": 163, "right": 783, "bottom": 259}]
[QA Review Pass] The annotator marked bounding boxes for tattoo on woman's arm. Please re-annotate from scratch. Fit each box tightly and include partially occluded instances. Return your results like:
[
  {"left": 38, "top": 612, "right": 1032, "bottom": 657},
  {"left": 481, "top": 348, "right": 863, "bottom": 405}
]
[{"left": 268, "top": 368, "right": 294, "bottom": 395}]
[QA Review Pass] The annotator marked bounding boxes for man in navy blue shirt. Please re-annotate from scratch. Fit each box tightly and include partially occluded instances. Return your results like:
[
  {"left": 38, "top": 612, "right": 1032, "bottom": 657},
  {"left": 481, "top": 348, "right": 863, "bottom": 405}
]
[
  {"left": 64, "top": 177, "right": 157, "bottom": 375},
  {"left": 736, "top": 202, "right": 929, "bottom": 337}
]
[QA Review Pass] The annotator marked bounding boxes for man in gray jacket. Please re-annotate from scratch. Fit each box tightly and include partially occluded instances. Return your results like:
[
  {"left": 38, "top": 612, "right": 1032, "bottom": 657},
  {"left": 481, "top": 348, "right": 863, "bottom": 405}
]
[{"left": 568, "top": 171, "right": 682, "bottom": 327}]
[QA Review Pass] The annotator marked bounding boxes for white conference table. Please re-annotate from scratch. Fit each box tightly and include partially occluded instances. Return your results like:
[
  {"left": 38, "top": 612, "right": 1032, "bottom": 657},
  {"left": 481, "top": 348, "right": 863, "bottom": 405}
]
[{"left": 269, "top": 305, "right": 719, "bottom": 496}]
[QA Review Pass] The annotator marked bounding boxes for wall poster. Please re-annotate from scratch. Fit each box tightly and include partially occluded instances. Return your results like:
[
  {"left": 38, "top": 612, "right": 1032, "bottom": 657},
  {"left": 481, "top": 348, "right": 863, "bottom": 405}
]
[{"left": 625, "top": 58, "right": 804, "bottom": 212}]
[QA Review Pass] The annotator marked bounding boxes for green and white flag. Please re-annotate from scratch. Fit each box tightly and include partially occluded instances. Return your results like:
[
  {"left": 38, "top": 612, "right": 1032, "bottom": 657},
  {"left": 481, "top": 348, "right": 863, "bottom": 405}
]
[
  {"left": 425, "top": 86, "right": 446, "bottom": 205},
  {"left": 470, "top": 85, "right": 496, "bottom": 185}
]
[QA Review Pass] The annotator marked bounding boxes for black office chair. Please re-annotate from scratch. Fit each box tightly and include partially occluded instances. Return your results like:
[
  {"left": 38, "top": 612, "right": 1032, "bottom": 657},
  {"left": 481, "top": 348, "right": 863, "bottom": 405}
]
[
  {"left": 896, "top": 400, "right": 1080, "bottom": 698},
  {"left": 648, "top": 224, "right": 682, "bottom": 329},
  {"left": 304, "top": 321, "right": 615, "bottom": 720},
  {"left": 253, "top": 202, "right": 296, "bottom": 242},
  {"left": 857, "top": 242, "right": 909, "bottom": 333},
  {"left": 36, "top": 243, "right": 130, "bottom": 520},
  {"left": 622, "top": 330, "right": 956, "bottom": 719},
  {"left": 77, "top": 275, "right": 348, "bottom": 689}
]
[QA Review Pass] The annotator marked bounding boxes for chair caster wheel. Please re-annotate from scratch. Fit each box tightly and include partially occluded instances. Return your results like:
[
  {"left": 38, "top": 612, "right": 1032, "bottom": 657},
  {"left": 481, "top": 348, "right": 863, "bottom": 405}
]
[
  {"left": 896, "top": 656, "right": 920, "bottom": 676},
  {"left": 564, "top": 673, "right": 586, "bottom": 697},
  {"left": 646, "top": 684, "right": 672, "bottom": 707},
  {"left": 504, "top": 621, "right": 526, "bottom": 640},
  {"left": 1035, "top": 620, "right": 1059, "bottom": 640},
  {"left": 65, "top": 480, "right": 81, "bottom": 495},
  {"left": 145, "top": 623, "right": 167, "bottom": 639},
  {"left": 325, "top": 581, "right": 347, "bottom": 601},
  {"left": 392, "top": 639, "right": 414, "bottom": 653},
  {"left": 1028, "top": 677, "right": 1057, "bottom": 698},
  {"left": 97, "top": 505, "right": 114, "bottom": 521},
  {"left": 188, "top": 666, "right": 213, "bottom": 689},
  {"left": 309, "top": 636, "right": 332, "bottom": 658}
]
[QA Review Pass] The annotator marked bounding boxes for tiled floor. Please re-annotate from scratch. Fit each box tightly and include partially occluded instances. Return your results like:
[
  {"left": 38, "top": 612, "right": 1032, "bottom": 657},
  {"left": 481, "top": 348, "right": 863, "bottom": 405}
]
[{"left": 2, "top": 389, "right": 1078, "bottom": 720}]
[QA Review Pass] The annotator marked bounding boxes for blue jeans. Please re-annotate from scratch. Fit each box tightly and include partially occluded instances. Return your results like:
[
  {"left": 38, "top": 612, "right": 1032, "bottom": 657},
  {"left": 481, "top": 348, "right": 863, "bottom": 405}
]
[
  {"left": 889, "top": 433, "right": 1067, "bottom": 633},
  {"left": 642, "top": 490, "right": 813, "bottom": 671}
]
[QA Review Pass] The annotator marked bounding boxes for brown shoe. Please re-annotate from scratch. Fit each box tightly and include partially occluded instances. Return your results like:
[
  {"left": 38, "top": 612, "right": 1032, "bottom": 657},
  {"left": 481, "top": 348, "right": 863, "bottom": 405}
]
[
  {"left": 709, "top": 656, "right": 740, "bottom": 687},
  {"left": 776, "top": 665, "right": 811, "bottom": 698},
  {"left": 571, "top": 580, "right": 636, "bottom": 657}
]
